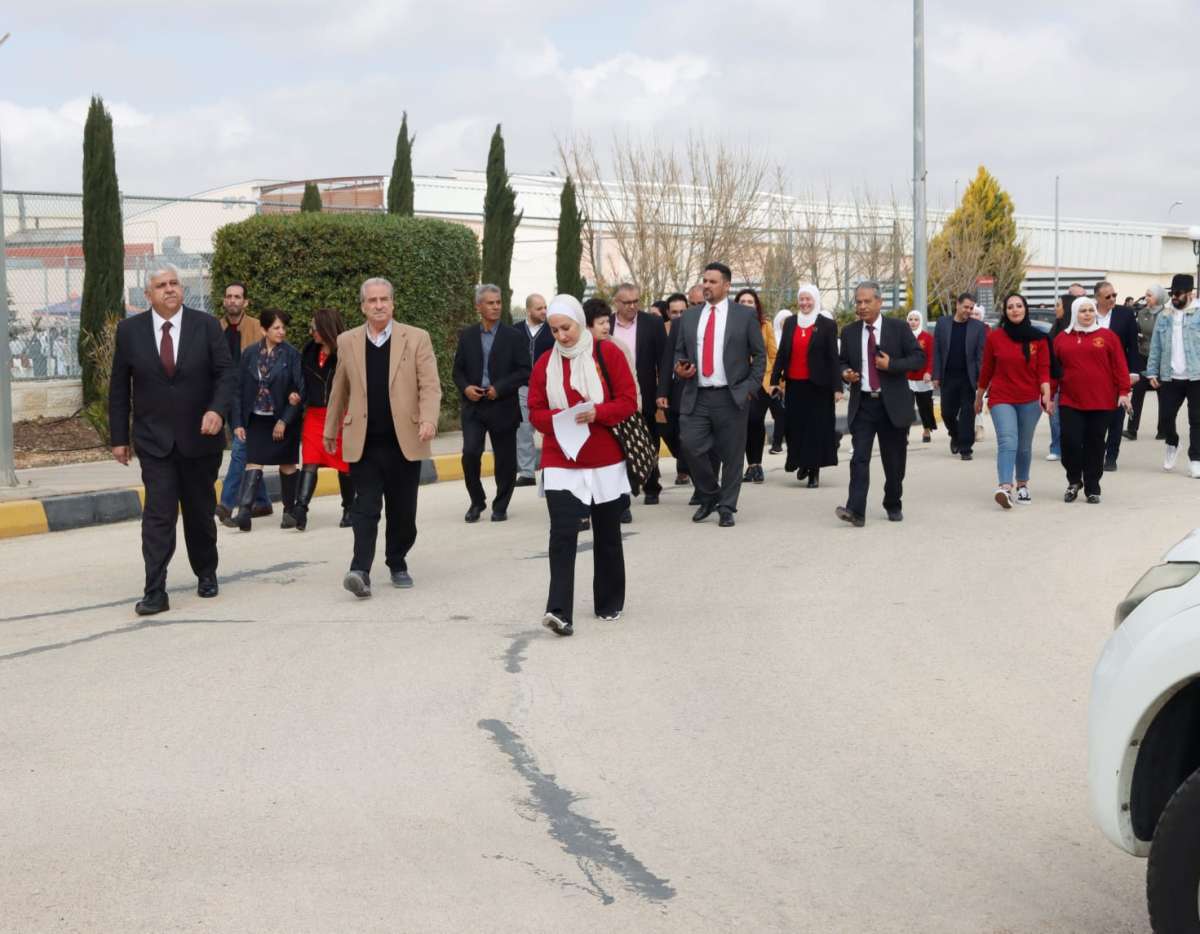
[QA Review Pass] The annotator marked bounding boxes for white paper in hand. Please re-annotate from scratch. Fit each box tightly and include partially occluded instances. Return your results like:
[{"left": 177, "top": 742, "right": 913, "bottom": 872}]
[{"left": 552, "top": 401, "right": 595, "bottom": 461}]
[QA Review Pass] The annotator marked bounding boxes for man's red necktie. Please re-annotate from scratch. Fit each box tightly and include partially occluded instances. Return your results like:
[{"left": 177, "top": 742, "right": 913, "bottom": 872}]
[
  {"left": 865, "top": 323, "right": 878, "bottom": 391},
  {"left": 701, "top": 305, "right": 717, "bottom": 377},
  {"left": 160, "top": 320, "right": 176, "bottom": 379}
]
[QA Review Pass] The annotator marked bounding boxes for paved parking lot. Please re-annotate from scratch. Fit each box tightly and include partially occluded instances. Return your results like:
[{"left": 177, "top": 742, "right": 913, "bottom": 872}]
[{"left": 1, "top": 411, "right": 1182, "bottom": 933}]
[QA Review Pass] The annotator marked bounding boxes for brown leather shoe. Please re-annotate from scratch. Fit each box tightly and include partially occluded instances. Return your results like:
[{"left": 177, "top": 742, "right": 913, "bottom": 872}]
[{"left": 251, "top": 504, "right": 274, "bottom": 518}]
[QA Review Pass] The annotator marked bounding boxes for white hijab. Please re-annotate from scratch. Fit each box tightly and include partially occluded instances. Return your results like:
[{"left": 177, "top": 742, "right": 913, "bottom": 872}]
[
  {"left": 907, "top": 309, "right": 925, "bottom": 335},
  {"left": 772, "top": 309, "right": 793, "bottom": 346},
  {"left": 796, "top": 283, "right": 823, "bottom": 328},
  {"left": 545, "top": 295, "right": 605, "bottom": 409},
  {"left": 1067, "top": 297, "right": 1101, "bottom": 333}
]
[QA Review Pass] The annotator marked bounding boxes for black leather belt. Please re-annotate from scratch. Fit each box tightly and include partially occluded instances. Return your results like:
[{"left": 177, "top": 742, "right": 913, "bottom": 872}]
[
  {"left": 698, "top": 386, "right": 727, "bottom": 391},
  {"left": 864, "top": 391, "right": 882, "bottom": 398}
]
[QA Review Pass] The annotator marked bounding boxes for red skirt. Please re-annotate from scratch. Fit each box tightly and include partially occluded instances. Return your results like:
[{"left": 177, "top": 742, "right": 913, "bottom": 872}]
[{"left": 302, "top": 406, "right": 349, "bottom": 472}]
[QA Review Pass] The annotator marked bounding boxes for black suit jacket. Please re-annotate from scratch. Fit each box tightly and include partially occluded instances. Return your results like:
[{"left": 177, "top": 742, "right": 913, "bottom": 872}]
[
  {"left": 231, "top": 340, "right": 305, "bottom": 431},
  {"left": 838, "top": 316, "right": 926, "bottom": 429},
  {"left": 1106, "top": 306, "right": 1140, "bottom": 372},
  {"left": 614, "top": 311, "right": 667, "bottom": 416},
  {"left": 109, "top": 306, "right": 235, "bottom": 459},
  {"left": 771, "top": 316, "right": 840, "bottom": 389},
  {"left": 452, "top": 322, "right": 532, "bottom": 430},
  {"left": 932, "top": 315, "right": 988, "bottom": 386}
]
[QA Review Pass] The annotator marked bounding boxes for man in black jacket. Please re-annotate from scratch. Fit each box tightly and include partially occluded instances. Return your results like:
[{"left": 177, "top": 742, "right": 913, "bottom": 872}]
[
  {"left": 1094, "top": 280, "right": 1142, "bottom": 469},
  {"left": 610, "top": 282, "right": 668, "bottom": 504},
  {"left": 109, "top": 264, "right": 235, "bottom": 614},
  {"left": 452, "top": 284, "right": 532, "bottom": 522},
  {"left": 932, "top": 292, "right": 987, "bottom": 460},
  {"left": 835, "top": 282, "right": 926, "bottom": 527}
]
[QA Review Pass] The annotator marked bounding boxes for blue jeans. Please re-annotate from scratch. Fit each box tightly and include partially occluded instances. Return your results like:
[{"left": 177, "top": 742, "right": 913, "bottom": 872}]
[
  {"left": 991, "top": 401, "right": 1042, "bottom": 486},
  {"left": 219, "top": 433, "right": 271, "bottom": 510},
  {"left": 1048, "top": 391, "right": 1061, "bottom": 456}
]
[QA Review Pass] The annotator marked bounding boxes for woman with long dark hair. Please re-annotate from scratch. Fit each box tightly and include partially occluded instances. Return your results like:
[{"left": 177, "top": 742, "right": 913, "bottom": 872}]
[
  {"left": 1052, "top": 297, "right": 1132, "bottom": 503},
  {"left": 974, "top": 293, "right": 1051, "bottom": 508},
  {"left": 292, "top": 307, "right": 355, "bottom": 530},
  {"left": 770, "top": 283, "right": 841, "bottom": 487},
  {"left": 231, "top": 309, "right": 305, "bottom": 531},
  {"left": 734, "top": 288, "right": 778, "bottom": 484}
]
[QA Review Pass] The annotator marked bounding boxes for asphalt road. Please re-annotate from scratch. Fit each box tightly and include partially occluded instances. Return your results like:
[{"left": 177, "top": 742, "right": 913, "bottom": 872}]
[{"left": 1, "top": 410, "right": 1186, "bottom": 933}]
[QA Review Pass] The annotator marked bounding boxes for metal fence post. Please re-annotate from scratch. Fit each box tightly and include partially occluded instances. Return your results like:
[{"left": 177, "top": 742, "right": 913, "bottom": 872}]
[{"left": 0, "top": 142, "right": 20, "bottom": 485}]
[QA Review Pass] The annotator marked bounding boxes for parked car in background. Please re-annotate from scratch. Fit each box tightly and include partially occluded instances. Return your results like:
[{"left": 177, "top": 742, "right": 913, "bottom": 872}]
[{"left": 1090, "top": 528, "right": 1200, "bottom": 932}]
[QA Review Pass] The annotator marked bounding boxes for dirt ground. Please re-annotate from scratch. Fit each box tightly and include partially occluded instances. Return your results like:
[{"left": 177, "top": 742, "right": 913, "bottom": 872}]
[{"left": 13, "top": 415, "right": 108, "bottom": 469}]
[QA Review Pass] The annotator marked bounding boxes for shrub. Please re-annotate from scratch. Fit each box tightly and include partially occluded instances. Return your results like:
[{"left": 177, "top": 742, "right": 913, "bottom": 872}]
[
  {"left": 81, "top": 316, "right": 119, "bottom": 443},
  {"left": 210, "top": 213, "right": 479, "bottom": 422}
]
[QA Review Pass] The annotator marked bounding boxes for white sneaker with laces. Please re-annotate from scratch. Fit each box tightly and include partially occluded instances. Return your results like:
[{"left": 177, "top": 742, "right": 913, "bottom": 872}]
[
  {"left": 1164, "top": 445, "right": 1180, "bottom": 471},
  {"left": 994, "top": 487, "right": 1013, "bottom": 509},
  {"left": 1046, "top": 452, "right": 1060, "bottom": 462},
  {"left": 1016, "top": 486, "right": 1032, "bottom": 504},
  {"left": 1191, "top": 461, "right": 1200, "bottom": 479}
]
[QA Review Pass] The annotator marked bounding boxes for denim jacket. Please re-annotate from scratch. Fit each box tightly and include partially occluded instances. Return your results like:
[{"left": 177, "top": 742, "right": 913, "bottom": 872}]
[{"left": 1146, "top": 304, "right": 1200, "bottom": 382}]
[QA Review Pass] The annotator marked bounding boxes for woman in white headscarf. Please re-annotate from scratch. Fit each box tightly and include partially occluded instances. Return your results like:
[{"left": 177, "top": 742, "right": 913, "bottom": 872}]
[
  {"left": 905, "top": 309, "right": 937, "bottom": 442},
  {"left": 769, "top": 283, "right": 841, "bottom": 487},
  {"left": 1051, "top": 296, "right": 1132, "bottom": 503},
  {"left": 526, "top": 294, "right": 639, "bottom": 637}
]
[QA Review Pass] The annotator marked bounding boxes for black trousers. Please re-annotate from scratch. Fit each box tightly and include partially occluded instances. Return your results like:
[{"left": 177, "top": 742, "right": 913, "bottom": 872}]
[
  {"left": 913, "top": 390, "right": 937, "bottom": 431},
  {"left": 846, "top": 396, "right": 907, "bottom": 518},
  {"left": 139, "top": 448, "right": 222, "bottom": 596},
  {"left": 461, "top": 401, "right": 518, "bottom": 513},
  {"left": 1105, "top": 406, "right": 1126, "bottom": 463},
  {"left": 769, "top": 393, "right": 786, "bottom": 449},
  {"left": 1159, "top": 379, "right": 1200, "bottom": 460},
  {"left": 1130, "top": 378, "right": 1154, "bottom": 432},
  {"left": 661, "top": 410, "right": 689, "bottom": 476},
  {"left": 349, "top": 435, "right": 422, "bottom": 574},
  {"left": 940, "top": 373, "right": 975, "bottom": 453},
  {"left": 681, "top": 388, "right": 750, "bottom": 513},
  {"left": 637, "top": 411, "right": 663, "bottom": 496},
  {"left": 745, "top": 388, "right": 773, "bottom": 464},
  {"left": 545, "top": 490, "right": 625, "bottom": 623},
  {"left": 1060, "top": 406, "right": 1109, "bottom": 496}
]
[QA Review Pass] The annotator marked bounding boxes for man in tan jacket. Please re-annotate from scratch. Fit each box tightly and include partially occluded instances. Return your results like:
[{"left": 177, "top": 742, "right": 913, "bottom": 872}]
[{"left": 325, "top": 277, "right": 441, "bottom": 597}]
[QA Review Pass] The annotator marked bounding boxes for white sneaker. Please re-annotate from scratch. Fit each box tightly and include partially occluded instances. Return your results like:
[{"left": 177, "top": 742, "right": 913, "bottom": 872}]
[
  {"left": 1164, "top": 445, "right": 1180, "bottom": 471},
  {"left": 1191, "top": 461, "right": 1200, "bottom": 479},
  {"left": 1016, "top": 486, "right": 1032, "bottom": 504},
  {"left": 1045, "top": 452, "right": 1060, "bottom": 462},
  {"left": 994, "top": 487, "right": 1013, "bottom": 510}
]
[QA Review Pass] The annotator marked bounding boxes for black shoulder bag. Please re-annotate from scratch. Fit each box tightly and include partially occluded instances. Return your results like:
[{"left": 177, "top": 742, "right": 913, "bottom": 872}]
[{"left": 592, "top": 344, "right": 658, "bottom": 493}]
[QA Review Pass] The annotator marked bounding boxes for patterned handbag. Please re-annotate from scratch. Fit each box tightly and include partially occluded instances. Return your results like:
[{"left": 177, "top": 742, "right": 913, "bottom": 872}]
[{"left": 593, "top": 344, "right": 658, "bottom": 491}]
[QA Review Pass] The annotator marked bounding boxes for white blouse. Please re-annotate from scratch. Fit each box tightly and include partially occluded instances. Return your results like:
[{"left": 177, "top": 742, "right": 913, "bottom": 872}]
[{"left": 542, "top": 462, "right": 630, "bottom": 506}]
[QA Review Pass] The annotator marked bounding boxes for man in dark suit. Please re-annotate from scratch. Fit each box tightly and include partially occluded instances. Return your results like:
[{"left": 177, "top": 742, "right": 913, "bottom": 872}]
[
  {"left": 109, "top": 264, "right": 235, "bottom": 615},
  {"left": 668, "top": 262, "right": 766, "bottom": 527},
  {"left": 515, "top": 293, "right": 555, "bottom": 486},
  {"left": 452, "top": 284, "right": 532, "bottom": 523},
  {"left": 932, "top": 292, "right": 988, "bottom": 461},
  {"left": 835, "top": 282, "right": 926, "bottom": 527},
  {"left": 610, "top": 282, "right": 668, "bottom": 505},
  {"left": 1093, "top": 280, "right": 1141, "bottom": 469}
]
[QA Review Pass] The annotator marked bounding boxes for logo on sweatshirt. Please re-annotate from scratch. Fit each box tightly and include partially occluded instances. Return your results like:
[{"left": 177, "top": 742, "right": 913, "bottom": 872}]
[{"left": 1092, "top": 337, "right": 1106, "bottom": 348}]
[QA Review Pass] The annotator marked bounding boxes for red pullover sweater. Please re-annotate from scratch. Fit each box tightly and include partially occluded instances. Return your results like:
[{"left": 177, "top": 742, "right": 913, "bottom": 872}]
[{"left": 1051, "top": 328, "right": 1131, "bottom": 411}]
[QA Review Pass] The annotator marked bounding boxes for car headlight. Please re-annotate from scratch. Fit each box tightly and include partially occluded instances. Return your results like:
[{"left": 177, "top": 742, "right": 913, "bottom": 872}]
[{"left": 1114, "top": 562, "right": 1200, "bottom": 628}]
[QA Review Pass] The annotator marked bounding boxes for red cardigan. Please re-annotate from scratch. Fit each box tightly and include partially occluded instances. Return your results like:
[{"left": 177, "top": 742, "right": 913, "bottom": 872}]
[
  {"left": 1052, "top": 329, "right": 1131, "bottom": 411},
  {"left": 905, "top": 330, "right": 934, "bottom": 381},
  {"left": 978, "top": 328, "right": 1050, "bottom": 405},
  {"left": 528, "top": 339, "right": 638, "bottom": 470}
]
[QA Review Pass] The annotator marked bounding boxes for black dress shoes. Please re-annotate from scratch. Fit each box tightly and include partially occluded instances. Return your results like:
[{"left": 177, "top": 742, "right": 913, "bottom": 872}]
[
  {"left": 960, "top": 452, "right": 973, "bottom": 461},
  {"left": 886, "top": 509, "right": 904, "bottom": 522},
  {"left": 491, "top": 510, "right": 508, "bottom": 522},
  {"left": 197, "top": 575, "right": 219, "bottom": 598},
  {"left": 620, "top": 508, "right": 633, "bottom": 524},
  {"left": 643, "top": 493, "right": 659, "bottom": 505},
  {"left": 514, "top": 475, "right": 537, "bottom": 487},
  {"left": 950, "top": 439, "right": 960, "bottom": 455},
  {"left": 1104, "top": 458, "right": 1118, "bottom": 472},
  {"left": 135, "top": 591, "right": 170, "bottom": 616},
  {"left": 835, "top": 506, "right": 865, "bottom": 527},
  {"left": 688, "top": 492, "right": 703, "bottom": 506},
  {"left": 692, "top": 502, "right": 716, "bottom": 522},
  {"left": 390, "top": 570, "right": 414, "bottom": 588},
  {"left": 464, "top": 504, "right": 485, "bottom": 523},
  {"left": 718, "top": 510, "right": 735, "bottom": 527},
  {"left": 1122, "top": 429, "right": 1137, "bottom": 441},
  {"left": 339, "top": 509, "right": 353, "bottom": 528},
  {"left": 215, "top": 504, "right": 231, "bottom": 521}
]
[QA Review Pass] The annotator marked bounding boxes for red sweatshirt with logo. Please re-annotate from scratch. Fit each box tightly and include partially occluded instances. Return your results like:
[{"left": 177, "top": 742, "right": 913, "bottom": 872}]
[{"left": 1051, "top": 328, "right": 1131, "bottom": 411}]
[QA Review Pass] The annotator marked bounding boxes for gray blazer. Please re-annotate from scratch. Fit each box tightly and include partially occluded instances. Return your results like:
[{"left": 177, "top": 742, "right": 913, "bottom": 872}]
[
  {"left": 671, "top": 300, "right": 767, "bottom": 414},
  {"left": 932, "top": 315, "right": 988, "bottom": 386}
]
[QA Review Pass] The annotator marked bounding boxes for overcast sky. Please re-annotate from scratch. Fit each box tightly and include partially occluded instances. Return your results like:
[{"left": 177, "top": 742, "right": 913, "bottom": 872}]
[{"left": 1, "top": 0, "right": 1195, "bottom": 224}]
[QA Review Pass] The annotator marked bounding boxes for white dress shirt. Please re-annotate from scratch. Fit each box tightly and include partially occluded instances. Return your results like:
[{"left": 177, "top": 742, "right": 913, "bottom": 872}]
[
  {"left": 697, "top": 298, "right": 729, "bottom": 388},
  {"left": 151, "top": 309, "right": 181, "bottom": 364},
  {"left": 367, "top": 320, "right": 393, "bottom": 347},
  {"left": 859, "top": 317, "right": 882, "bottom": 391},
  {"left": 1097, "top": 308, "right": 1113, "bottom": 330},
  {"left": 1172, "top": 310, "right": 1187, "bottom": 378}
]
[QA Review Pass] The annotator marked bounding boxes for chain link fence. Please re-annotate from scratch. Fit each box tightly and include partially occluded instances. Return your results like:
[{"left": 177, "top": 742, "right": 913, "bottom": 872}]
[{"left": 3, "top": 190, "right": 259, "bottom": 381}]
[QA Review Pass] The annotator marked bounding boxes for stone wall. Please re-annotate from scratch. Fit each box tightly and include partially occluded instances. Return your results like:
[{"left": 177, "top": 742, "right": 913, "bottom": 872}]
[{"left": 13, "top": 380, "right": 84, "bottom": 421}]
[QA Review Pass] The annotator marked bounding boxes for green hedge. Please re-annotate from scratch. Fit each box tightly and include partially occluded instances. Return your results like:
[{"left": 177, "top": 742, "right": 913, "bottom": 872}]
[{"left": 210, "top": 213, "right": 479, "bottom": 421}]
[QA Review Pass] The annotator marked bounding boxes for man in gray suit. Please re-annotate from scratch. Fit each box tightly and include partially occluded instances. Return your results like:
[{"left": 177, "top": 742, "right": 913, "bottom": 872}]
[
  {"left": 932, "top": 292, "right": 987, "bottom": 460},
  {"left": 665, "top": 262, "right": 766, "bottom": 527}
]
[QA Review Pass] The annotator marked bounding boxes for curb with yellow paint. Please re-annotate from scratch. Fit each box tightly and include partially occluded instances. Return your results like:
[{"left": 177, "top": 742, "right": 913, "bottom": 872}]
[{"left": 0, "top": 450, "right": 492, "bottom": 541}]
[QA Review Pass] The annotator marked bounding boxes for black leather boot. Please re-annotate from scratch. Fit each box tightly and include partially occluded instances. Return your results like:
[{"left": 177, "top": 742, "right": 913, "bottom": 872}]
[
  {"left": 292, "top": 468, "right": 319, "bottom": 531},
  {"left": 235, "top": 468, "right": 263, "bottom": 532},
  {"left": 338, "top": 472, "right": 355, "bottom": 528},
  {"left": 280, "top": 471, "right": 299, "bottom": 529}
]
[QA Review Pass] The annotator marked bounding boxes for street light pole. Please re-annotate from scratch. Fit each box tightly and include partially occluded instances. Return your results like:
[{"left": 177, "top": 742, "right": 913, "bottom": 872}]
[
  {"left": 1189, "top": 226, "right": 1200, "bottom": 294},
  {"left": 912, "top": 0, "right": 928, "bottom": 318},
  {"left": 0, "top": 32, "right": 17, "bottom": 486}
]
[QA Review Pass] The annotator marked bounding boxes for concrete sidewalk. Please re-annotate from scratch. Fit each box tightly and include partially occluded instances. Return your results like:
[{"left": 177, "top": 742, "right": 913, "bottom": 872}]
[{"left": 0, "top": 430, "right": 489, "bottom": 539}]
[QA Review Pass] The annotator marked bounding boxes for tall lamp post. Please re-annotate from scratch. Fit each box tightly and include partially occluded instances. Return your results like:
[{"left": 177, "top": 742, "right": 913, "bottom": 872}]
[
  {"left": 1190, "top": 226, "right": 1200, "bottom": 294},
  {"left": 912, "top": 0, "right": 928, "bottom": 318},
  {"left": 0, "top": 31, "right": 18, "bottom": 487}
]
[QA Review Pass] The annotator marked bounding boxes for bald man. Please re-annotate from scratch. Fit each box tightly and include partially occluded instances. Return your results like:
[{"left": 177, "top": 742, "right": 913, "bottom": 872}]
[{"left": 515, "top": 293, "right": 554, "bottom": 484}]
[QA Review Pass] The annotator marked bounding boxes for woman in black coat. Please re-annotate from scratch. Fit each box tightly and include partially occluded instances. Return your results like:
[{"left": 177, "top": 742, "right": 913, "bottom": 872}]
[
  {"left": 770, "top": 285, "right": 841, "bottom": 487},
  {"left": 231, "top": 308, "right": 305, "bottom": 531}
]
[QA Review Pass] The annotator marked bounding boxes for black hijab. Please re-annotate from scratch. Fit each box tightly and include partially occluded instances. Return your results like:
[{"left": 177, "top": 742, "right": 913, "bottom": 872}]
[{"left": 999, "top": 293, "right": 1044, "bottom": 361}]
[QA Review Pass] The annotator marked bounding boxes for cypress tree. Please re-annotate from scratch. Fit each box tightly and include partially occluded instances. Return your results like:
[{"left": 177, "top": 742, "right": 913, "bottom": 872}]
[
  {"left": 555, "top": 175, "right": 586, "bottom": 299},
  {"left": 300, "top": 182, "right": 323, "bottom": 213},
  {"left": 481, "top": 124, "right": 523, "bottom": 323},
  {"left": 387, "top": 112, "right": 415, "bottom": 216},
  {"left": 79, "top": 95, "right": 125, "bottom": 406}
]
